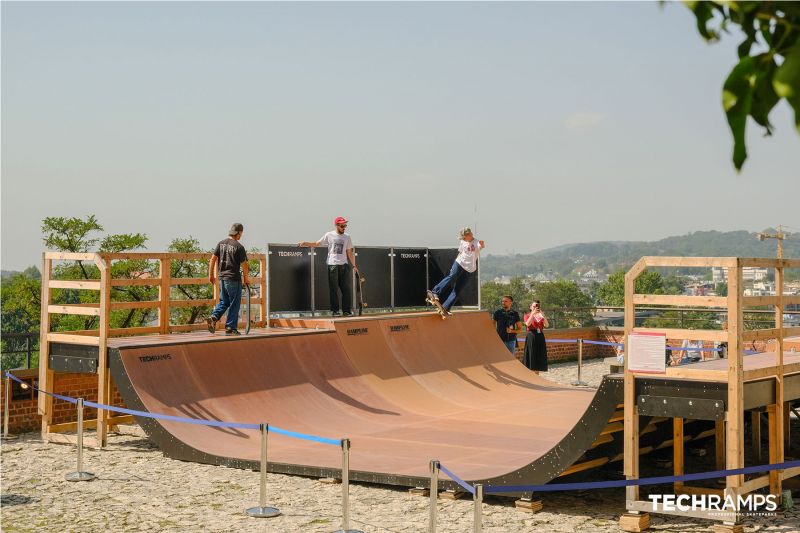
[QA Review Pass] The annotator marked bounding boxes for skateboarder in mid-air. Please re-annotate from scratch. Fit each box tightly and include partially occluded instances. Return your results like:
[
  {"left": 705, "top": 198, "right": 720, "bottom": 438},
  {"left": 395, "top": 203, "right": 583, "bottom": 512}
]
[{"left": 426, "top": 227, "right": 484, "bottom": 317}]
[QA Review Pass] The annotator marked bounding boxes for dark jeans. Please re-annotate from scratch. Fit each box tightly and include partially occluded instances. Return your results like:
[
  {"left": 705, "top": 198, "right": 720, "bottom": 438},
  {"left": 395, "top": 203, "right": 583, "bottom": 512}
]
[
  {"left": 211, "top": 279, "right": 242, "bottom": 330},
  {"left": 431, "top": 261, "right": 470, "bottom": 311},
  {"left": 328, "top": 264, "right": 352, "bottom": 314}
]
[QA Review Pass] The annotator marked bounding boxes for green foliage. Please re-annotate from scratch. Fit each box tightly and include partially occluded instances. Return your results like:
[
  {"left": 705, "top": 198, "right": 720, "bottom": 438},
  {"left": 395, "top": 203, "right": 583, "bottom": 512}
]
[
  {"left": 716, "top": 281, "right": 728, "bottom": 296},
  {"left": 1, "top": 268, "right": 42, "bottom": 369},
  {"left": 530, "top": 279, "right": 595, "bottom": 327},
  {"left": 686, "top": 1, "right": 800, "bottom": 170},
  {"left": 595, "top": 270, "right": 671, "bottom": 306},
  {"left": 480, "top": 278, "right": 534, "bottom": 313},
  {"left": 169, "top": 237, "right": 213, "bottom": 326}
]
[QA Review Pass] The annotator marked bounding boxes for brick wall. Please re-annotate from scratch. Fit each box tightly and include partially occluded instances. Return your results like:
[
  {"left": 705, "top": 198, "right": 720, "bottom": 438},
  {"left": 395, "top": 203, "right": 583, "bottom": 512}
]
[{"left": 1, "top": 369, "right": 124, "bottom": 434}]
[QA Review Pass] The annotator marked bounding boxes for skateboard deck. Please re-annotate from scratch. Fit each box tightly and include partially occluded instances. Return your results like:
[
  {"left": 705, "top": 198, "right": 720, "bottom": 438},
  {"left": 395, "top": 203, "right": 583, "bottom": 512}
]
[
  {"left": 425, "top": 290, "right": 449, "bottom": 319},
  {"left": 356, "top": 272, "right": 367, "bottom": 316}
]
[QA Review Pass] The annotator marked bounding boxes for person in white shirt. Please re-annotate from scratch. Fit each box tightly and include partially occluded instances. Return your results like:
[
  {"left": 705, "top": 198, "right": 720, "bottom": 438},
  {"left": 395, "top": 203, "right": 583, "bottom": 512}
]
[
  {"left": 298, "top": 216, "right": 359, "bottom": 316},
  {"left": 427, "top": 227, "right": 485, "bottom": 312}
]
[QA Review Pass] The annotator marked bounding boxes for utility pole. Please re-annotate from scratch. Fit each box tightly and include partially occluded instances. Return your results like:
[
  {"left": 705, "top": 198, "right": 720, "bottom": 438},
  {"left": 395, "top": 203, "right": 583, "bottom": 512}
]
[{"left": 758, "top": 225, "right": 787, "bottom": 259}]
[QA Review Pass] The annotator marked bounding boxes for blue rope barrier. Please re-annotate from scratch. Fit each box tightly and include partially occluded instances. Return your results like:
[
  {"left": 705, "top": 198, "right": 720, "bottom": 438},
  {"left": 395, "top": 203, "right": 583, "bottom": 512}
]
[
  {"left": 438, "top": 463, "right": 476, "bottom": 495},
  {"left": 5, "top": 371, "right": 340, "bottom": 447},
  {"left": 484, "top": 460, "right": 800, "bottom": 494},
  {"left": 582, "top": 340, "right": 623, "bottom": 347}
]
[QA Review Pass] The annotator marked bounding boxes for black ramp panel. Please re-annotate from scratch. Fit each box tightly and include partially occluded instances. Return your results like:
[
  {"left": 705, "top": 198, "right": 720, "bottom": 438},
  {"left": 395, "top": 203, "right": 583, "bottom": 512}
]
[
  {"left": 354, "top": 247, "right": 391, "bottom": 309},
  {"left": 312, "top": 246, "right": 331, "bottom": 312},
  {"left": 268, "top": 245, "right": 312, "bottom": 313},
  {"left": 393, "top": 248, "right": 428, "bottom": 307}
]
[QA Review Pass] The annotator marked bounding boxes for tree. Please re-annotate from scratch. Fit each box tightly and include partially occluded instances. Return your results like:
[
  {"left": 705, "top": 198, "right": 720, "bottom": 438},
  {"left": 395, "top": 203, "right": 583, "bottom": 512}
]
[
  {"left": 480, "top": 277, "right": 534, "bottom": 314},
  {"left": 169, "top": 237, "right": 213, "bottom": 326},
  {"left": 531, "top": 279, "right": 595, "bottom": 327},
  {"left": 686, "top": 2, "right": 800, "bottom": 170},
  {"left": 595, "top": 270, "right": 667, "bottom": 306},
  {"left": 1, "top": 268, "right": 42, "bottom": 369},
  {"left": 716, "top": 281, "right": 728, "bottom": 296}
]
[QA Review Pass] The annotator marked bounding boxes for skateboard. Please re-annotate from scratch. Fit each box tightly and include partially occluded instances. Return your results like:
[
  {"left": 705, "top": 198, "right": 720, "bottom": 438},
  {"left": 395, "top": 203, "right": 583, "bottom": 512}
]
[
  {"left": 426, "top": 290, "right": 450, "bottom": 320},
  {"left": 356, "top": 271, "right": 367, "bottom": 316}
]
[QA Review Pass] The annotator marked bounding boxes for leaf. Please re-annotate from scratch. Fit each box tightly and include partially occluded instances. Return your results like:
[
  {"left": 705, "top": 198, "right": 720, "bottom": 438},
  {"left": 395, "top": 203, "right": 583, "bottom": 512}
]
[
  {"left": 685, "top": 1, "right": 719, "bottom": 41},
  {"left": 773, "top": 43, "right": 800, "bottom": 133},
  {"left": 722, "top": 56, "right": 757, "bottom": 170},
  {"left": 750, "top": 54, "right": 779, "bottom": 133}
]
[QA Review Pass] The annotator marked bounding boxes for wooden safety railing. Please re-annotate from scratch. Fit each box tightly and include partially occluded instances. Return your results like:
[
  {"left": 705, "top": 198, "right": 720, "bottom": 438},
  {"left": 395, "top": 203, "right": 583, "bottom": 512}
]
[
  {"left": 38, "top": 251, "right": 267, "bottom": 446},
  {"left": 621, "top": 257, "right": 800, "bottom": 523}
]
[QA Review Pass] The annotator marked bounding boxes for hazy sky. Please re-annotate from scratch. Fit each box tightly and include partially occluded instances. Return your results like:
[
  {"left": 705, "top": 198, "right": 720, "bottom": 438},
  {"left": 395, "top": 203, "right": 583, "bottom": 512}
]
[{"left": 2, "top": 2, "right": 798, "bottom": 271}]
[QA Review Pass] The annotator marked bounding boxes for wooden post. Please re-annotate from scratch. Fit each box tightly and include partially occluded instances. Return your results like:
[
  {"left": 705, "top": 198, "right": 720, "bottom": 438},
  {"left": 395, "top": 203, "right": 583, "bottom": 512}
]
[
  {"left": 260, "top": 257, "right": 268, "bottom": 327},
  {"left": 751, "top": 411, "right": 761, "bottom": 462},
  {"left": 725, "top": 260, "right": 744, "bottom": 489},
  {"left": 767, "top": 404, "right": 780, "bottom": 495},
  {"left": 715, "top": 420, "right": 725, "bottom": 471},
  {"left": 159, "top": 259, "right": 171, "bottom": 334},
  {"left": 770, "top": 263, "right": 784, "bottom": 493},
  {"left": 623, "top": 260, "right": 645, "bottom": 505},
  {"left": 96, "top": 256, "right": 111, "bottom": 446},
  {"left": 38, "top": 255, "right": 53, "bottom": 436},
  {"left": 673, "top": 417, "right": 684, "bottom": 493}
]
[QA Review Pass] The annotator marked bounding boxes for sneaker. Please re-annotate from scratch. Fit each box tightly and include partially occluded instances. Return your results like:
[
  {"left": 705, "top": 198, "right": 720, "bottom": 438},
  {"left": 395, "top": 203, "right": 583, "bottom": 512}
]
[
  {"left": 206, "top": 316, "right": 218, "bottom": 333},
  {"left": 332, "top": 311, "right": 342, "bottom": 317},
  {"left": 225, "top": 329, "right": 241, "bottom": 336},
  {"left": 343, "top": 312, "right": 353, "bottom": 317},
  {"left": 425, "top": 290, "right": 437, "bottom": 304}
]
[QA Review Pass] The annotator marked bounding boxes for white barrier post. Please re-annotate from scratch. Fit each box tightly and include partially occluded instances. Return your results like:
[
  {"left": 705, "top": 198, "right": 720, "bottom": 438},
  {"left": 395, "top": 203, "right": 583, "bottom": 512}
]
[
  {"left": 246, "top": 423, "right": 280, "bottom": 518},
  {"left": 571, "top": 339, "right": 588, "bottom": 387},
  {"left": 65, "top": 398, "right": 96, "bottom": 481},
  {"left": 2, "top": 374, "right": 18, "bottom": 441},
  {"left": 333, "top": 438, "right": 363, "bottom": 533},
  {"left": 429, "top": 460, "right": 439, "bottom": 533},
  {"left": 473, "top": 483, "right": 483, "bottom": 533}
]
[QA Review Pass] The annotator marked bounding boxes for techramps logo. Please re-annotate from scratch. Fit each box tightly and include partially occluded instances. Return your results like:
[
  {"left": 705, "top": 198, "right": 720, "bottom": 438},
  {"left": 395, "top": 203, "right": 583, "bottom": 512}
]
[{"left": 648, "top": 493, "right": 779, "bottom": 518}]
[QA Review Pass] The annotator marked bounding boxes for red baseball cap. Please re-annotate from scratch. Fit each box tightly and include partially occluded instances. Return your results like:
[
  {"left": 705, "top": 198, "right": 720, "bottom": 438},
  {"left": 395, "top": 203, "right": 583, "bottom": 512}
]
[{"left": 334, "top": 216, "right": 348, "bottom": 225}]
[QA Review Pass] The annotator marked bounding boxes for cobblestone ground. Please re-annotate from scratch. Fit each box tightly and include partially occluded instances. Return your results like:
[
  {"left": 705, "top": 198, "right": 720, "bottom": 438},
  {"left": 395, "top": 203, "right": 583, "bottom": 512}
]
[{"left": 2, "top": 359, "right": 798, "bottom": 532}]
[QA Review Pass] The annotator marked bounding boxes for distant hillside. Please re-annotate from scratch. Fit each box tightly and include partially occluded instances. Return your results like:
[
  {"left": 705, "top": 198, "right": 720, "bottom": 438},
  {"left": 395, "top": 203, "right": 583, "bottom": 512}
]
[{"left": 481, "top": 229, "right": 800, "bottom": 279}]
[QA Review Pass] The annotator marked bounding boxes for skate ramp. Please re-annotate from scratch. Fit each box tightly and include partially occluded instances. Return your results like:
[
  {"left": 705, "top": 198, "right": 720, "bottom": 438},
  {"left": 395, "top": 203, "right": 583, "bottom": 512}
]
[{"left": 109, "top": 311, "right": 621, "bottom": 487}]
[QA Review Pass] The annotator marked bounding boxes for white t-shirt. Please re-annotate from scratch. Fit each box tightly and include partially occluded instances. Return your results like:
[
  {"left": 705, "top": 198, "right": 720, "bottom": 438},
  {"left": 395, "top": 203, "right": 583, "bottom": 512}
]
[
  {"left": 455, "top": 238, "right": 482, "bottom": 273},
  {"left": 317, "top": 231, "right": 353, "bottom": 266}
]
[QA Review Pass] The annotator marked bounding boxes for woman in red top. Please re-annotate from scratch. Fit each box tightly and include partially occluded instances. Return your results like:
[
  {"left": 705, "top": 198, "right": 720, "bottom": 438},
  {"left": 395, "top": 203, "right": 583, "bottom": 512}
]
[{"left": 523, "top": 300, "right": 549, "bottom": 373}]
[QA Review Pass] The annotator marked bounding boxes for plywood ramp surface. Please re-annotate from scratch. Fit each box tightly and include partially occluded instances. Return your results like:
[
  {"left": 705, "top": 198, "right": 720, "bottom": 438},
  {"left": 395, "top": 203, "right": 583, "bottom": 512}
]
[{"left": 109, "top": 311, "right": 620, "bottom": 487}]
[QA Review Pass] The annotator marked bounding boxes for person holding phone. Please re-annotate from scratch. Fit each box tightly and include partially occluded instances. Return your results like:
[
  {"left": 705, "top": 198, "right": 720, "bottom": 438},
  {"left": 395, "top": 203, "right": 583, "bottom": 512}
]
[{"left": 523, "top": 300, "right": 549, "bottom": 373}]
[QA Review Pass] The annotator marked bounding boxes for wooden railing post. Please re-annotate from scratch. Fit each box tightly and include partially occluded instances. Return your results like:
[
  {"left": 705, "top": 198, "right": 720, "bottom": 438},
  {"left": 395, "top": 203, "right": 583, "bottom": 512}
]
[
  {"left": 38, "top": 255, "right": 53, "bottom": 437},
  {"left": 96, "top": 255, "right": 111, "bottom": 447},
  {"left": 159, "top": 259, "right": 171, "bottom": 334},
  {"left": 725, "top": 260, "right": 744, "bottom": 490}
]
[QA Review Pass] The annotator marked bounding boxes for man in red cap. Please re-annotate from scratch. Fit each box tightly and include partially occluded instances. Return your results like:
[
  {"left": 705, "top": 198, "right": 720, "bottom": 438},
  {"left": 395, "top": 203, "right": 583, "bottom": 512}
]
[{"left": 298, "top": 217, "right": 359, "bottom": 316}]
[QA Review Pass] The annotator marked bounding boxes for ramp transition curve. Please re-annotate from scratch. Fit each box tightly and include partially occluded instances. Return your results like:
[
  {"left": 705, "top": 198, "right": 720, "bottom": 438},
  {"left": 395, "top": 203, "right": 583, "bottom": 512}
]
[{"left": 109, "top": 311, "right": 623, "bottom": 488}]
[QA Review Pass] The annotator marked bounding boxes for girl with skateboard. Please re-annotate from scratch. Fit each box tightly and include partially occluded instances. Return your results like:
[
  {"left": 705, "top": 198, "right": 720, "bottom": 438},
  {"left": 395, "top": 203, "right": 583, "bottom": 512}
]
[
  {"left": 426, "top": 227, "right": 484, "bottom": 316},
  {"left": 523, "top": 300, "right": 549, "bottom": 374}
]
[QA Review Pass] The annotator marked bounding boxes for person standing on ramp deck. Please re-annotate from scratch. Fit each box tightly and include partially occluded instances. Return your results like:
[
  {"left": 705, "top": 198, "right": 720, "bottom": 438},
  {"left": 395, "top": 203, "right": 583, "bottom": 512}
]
[
  {"left": 427, "top": 227, "right": 484, "bottom": 314},
  {"left": 298, "top": 216, "right": 359, "bottom": 316},
  {"left": 207, "top": 223, "right": 249, "bottom": 335}
]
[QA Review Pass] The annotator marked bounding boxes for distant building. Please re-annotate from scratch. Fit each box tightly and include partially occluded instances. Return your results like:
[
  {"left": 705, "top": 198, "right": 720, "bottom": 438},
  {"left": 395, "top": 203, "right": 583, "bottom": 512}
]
[{"left": 712, "top": 266, "right": 768, "bottom": 284}]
